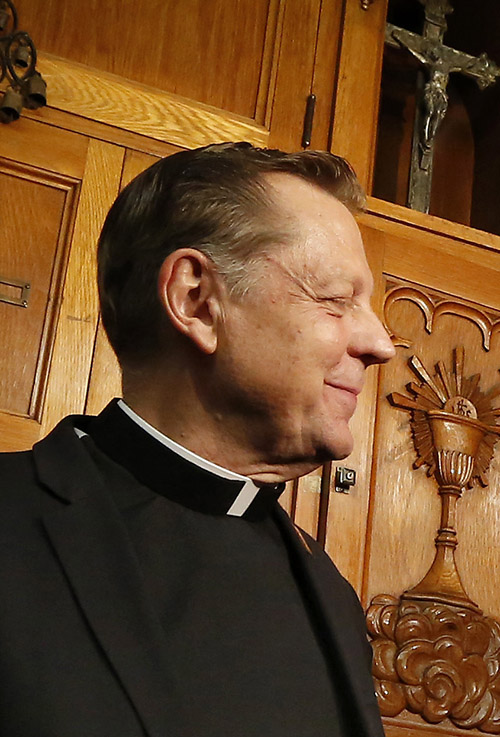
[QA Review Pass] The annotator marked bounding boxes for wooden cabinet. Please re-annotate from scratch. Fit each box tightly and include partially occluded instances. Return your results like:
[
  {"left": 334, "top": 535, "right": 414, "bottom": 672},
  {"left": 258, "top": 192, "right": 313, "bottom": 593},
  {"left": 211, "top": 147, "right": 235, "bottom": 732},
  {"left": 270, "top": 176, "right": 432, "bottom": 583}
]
[
  {"left": 303, "top": 3, "right": 500, "bottom": 735},
  {"left": 13, "top": 0, "right": 344, "bottom": 154}
]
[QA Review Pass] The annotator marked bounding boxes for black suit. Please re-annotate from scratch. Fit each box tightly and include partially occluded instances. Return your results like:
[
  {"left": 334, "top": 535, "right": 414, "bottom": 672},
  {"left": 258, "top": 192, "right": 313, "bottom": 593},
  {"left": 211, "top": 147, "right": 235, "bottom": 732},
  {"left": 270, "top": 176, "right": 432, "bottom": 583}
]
[{"left": 0, "top": 411, "right": 384, "bottom": 737}]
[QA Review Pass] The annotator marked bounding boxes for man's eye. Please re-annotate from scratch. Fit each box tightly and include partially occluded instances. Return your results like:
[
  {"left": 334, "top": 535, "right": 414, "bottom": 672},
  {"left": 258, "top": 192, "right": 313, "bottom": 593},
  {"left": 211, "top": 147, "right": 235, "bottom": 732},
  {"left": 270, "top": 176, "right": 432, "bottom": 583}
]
[{"left": 321, "top": 297, "right": 353, "bottom": 315}]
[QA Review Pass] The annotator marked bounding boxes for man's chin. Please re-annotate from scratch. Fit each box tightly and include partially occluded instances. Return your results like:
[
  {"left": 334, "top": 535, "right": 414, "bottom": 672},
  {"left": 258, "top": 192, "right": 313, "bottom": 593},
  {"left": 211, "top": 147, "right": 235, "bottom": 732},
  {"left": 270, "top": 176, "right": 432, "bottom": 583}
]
[{"left": 316, "top": 432, "right": 354, "bottom": 462}]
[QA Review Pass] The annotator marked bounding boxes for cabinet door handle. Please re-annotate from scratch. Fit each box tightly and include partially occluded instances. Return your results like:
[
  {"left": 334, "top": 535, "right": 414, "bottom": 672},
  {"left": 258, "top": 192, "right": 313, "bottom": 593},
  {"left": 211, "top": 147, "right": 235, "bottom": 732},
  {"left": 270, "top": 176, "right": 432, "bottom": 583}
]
[
  {"left": 0, "top": 275, "right": 30, "bottom": 308},
  {"left": 301, "top": 93, "right": 316, "bottom": 149},
  {"left": 361, "top": 0, "right": 375, "bottom": 9}
]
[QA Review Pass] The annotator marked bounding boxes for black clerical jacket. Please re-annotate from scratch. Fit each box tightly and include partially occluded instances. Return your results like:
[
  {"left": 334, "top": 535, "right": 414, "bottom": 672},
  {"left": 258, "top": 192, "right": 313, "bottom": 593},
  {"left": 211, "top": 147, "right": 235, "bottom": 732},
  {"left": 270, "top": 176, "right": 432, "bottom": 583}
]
[{"left": 0, "top": 414, "right": 385, "bottom": 737}]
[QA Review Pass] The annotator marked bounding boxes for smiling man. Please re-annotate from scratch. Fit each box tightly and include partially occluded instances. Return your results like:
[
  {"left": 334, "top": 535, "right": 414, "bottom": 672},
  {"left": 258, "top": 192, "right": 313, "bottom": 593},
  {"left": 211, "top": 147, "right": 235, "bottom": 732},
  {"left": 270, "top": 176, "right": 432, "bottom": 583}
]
[{"left": 0, "top": 143, "right": 394, "bottom": 737}]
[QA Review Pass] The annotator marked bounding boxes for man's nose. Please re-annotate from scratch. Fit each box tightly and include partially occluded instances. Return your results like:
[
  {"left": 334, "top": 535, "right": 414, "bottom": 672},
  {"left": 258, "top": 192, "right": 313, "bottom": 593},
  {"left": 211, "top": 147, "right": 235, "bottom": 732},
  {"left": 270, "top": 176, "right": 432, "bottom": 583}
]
[{"left": 350, "top": 308, "right": 396, "bottom": 367}]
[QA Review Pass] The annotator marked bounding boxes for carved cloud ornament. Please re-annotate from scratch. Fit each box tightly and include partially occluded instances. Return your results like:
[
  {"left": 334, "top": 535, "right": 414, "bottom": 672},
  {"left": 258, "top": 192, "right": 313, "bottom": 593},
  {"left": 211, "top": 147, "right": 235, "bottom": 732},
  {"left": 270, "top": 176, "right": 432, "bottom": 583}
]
[
  {"left": 367, "top": 595, "right": 500, "bottom": 731},
  {"left": 367, "top": 347, "right": 500, "bottom": 731}
]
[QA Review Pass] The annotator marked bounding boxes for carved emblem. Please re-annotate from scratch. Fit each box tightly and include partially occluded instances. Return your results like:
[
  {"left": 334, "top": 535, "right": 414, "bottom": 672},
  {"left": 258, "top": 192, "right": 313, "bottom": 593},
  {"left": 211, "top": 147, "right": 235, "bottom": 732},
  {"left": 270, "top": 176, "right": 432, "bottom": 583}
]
[
  {"left": 390, "top": 346, "right": 500, "bottom": 492},
  {"left": 368, "top": 347, "right": 500, "bottom": 730}
]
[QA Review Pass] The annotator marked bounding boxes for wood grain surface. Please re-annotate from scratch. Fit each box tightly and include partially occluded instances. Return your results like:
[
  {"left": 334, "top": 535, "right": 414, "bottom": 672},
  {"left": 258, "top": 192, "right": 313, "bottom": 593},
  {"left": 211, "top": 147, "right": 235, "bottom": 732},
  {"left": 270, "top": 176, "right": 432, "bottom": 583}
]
[
  {"left": 331, "top": 0, "right": 389, "bottom": 191},
  {"left": 0, "top": 117, "right": 88, "bottom": 178},
  {"left": 267, "top": 0, "right": 321, "bottom": 151},
  {"left": 85, "top": 149, "right": 161, "bottom": 417},
  {"left": 16, "top": 0, "right": 275, "bottom": 120},
  {"left": 366, "top": 197, "right": 500, "bottom": 255},
  {"left": 309, "top": 0, "right": 344, "bottom": 151},
  {"left": 40, "top": 140, "right": 124, "bottom": 437},
  {"left": 0, "top": 163, "right": 78, "bottom": 418},
  {"left": 37, "top": 54, "right": 269, "bottom": 151}
]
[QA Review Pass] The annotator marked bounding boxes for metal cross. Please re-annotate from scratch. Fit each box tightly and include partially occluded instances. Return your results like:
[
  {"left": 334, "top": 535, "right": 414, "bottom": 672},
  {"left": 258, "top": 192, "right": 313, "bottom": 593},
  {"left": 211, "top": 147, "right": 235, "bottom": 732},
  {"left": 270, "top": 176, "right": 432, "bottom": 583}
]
[{"left": 385, "top": 0, "right": 500, "bottom": 213}]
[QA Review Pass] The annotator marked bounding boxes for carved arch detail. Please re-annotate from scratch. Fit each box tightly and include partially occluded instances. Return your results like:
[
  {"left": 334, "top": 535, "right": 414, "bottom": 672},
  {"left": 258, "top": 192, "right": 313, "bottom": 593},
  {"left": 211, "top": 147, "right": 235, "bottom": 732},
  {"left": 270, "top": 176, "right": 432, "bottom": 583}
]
[{"left": 384, "top": 285, "right": 500, "bottom": 351}]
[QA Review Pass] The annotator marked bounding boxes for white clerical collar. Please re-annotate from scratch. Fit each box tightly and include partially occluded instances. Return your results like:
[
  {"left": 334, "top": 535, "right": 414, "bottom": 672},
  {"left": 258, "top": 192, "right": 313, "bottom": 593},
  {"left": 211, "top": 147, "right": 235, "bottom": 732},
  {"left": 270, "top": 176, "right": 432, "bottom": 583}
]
[{"left": 116, "top": 399, "right": 261, "bottom": 517}]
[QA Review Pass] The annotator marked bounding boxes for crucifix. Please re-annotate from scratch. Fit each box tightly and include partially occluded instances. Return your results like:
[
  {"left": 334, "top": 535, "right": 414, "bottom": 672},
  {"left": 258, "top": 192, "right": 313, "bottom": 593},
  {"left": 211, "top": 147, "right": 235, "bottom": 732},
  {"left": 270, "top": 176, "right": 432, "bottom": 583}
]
[{"left": 385, "top": 0, "right": 500, "bottom": 213}]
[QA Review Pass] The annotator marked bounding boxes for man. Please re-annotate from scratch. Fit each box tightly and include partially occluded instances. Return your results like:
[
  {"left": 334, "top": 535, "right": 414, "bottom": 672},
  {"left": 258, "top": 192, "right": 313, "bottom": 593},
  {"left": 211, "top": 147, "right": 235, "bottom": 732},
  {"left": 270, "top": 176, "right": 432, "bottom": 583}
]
[{"left": 0, "top": 143, "right": 394, "bottom": 736}]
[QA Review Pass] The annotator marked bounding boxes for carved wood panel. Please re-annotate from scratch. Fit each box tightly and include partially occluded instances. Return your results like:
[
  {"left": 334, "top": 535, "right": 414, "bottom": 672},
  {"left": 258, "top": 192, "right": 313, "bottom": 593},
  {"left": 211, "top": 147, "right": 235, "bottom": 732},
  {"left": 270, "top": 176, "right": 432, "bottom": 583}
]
[
  {"left": 368, "top": 280, "right": 500, "bottom": 609},
  {"left": 366, "top": 274, "right": 500, "bottom": 734}
]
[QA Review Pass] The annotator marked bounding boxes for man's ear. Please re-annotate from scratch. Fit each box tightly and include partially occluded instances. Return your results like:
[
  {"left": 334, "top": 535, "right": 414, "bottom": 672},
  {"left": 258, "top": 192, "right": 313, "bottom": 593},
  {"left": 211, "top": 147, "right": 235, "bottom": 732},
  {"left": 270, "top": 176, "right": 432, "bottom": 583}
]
[{"left": 157, "top": 248, "right": 223, "bottom": 354}]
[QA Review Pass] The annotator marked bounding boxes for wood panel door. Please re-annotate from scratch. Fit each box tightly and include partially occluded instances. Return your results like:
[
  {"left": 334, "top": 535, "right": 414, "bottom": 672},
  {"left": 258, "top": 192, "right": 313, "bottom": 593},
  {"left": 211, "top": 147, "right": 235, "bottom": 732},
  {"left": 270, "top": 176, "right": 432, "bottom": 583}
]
[{"left": 0, "top": 119, "right": 124, "bottom": 451}]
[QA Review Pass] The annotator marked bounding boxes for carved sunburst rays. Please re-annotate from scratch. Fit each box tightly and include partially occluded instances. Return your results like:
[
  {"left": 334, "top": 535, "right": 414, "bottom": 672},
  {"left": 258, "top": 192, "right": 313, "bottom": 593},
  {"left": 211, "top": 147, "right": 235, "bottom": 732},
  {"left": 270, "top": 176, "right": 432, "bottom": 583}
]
[{"left": 389, "top": 347, "right": 500, "bottom": 487}]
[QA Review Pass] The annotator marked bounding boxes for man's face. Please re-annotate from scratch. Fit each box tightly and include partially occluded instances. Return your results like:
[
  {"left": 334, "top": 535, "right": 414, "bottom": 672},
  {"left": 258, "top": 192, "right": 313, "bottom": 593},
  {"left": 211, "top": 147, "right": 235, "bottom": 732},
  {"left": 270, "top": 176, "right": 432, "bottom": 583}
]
[{"left": 212, "top": 174, "right": 395, "bottom": 475}]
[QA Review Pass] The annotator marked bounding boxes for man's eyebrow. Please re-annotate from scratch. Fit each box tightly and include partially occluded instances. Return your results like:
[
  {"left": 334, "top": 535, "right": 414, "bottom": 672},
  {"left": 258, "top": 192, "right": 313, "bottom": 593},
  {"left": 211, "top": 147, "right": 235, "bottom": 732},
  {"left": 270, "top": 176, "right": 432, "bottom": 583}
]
[
  {"left": 265, "top": 256, "right": 318, "bottom": 297},
  {"left": 267, "top": 256, "right": 360, "bottom": 305}
]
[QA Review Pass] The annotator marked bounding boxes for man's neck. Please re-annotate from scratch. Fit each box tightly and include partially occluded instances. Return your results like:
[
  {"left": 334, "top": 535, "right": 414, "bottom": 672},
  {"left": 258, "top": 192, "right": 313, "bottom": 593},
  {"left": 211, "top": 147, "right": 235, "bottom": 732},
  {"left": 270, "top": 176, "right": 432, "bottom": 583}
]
[
  {"left": 122, "top": 359, "right": 322, "bottom": 483},
  {"left": 117, "top": 399, "right": 250, "bottom": 483},
  {"left": 121, "top": 389, "right": 320, "bottom": 485}
]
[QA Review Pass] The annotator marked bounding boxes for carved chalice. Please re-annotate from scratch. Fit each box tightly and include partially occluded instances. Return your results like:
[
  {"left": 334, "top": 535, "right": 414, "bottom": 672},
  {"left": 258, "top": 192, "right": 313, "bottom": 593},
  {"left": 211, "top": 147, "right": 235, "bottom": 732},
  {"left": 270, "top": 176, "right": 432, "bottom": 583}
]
[
  {"left": 403, "top": 404, "right": 500, "bottom": 612},
  {"left": 389, "top": 349, "right": 500, "bottom": 612}
]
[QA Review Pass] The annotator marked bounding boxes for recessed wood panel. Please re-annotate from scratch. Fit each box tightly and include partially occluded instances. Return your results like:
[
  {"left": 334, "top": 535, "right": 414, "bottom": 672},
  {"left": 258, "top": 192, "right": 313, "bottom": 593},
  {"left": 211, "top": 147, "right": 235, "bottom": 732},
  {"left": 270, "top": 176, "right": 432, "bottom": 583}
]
[
  {"left": 0, "top": 162, "right": 79, "bottom": 418},
  {"left": 17, "top": 0, "right": 277, "bottom": 120}
]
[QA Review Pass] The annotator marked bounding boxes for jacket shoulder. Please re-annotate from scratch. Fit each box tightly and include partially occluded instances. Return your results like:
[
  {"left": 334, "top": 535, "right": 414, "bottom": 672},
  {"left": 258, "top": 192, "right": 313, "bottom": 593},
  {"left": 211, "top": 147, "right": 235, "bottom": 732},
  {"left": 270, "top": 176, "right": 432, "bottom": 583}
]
[
  {"left": 0, "top": 413, "right": 85, "bottom": 508},
  {"left": 0, "top": 448, "right": 38, "bottom": 492}
]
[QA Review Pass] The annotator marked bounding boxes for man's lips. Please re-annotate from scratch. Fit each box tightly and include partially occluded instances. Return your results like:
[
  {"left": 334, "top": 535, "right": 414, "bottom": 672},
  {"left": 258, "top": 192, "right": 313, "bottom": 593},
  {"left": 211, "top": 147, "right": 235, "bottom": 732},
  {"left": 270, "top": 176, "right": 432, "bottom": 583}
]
[
  {"left": 324, "top": 383, "right": 362, "bottom": 416},
  {"left": 325, "top": 383, "right": 362, "bottom": 396}
]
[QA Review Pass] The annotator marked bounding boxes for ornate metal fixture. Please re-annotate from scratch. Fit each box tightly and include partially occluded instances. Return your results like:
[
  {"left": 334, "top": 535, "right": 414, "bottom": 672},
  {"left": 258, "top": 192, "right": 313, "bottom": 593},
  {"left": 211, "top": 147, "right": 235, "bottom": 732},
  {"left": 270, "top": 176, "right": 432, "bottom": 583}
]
[
  {"left": 367, "top": 347, "right": 500, "bottom": 731},
  {"left": 385, "top": 0, "right": 500, "bottom": 213},
  {"left": 0, "top": 0, "right": 46, "bottom": 123}
]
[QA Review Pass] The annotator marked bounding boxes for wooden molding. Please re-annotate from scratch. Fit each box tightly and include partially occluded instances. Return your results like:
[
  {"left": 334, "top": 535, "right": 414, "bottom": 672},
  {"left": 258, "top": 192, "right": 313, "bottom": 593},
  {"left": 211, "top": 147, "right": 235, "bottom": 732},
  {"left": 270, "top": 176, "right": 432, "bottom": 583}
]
[
  {"left": 35, "top": 54, "right": 269, "bottom": 150},
  {"left": 364, "top": 196, "right": 500, "bottom": 255}
]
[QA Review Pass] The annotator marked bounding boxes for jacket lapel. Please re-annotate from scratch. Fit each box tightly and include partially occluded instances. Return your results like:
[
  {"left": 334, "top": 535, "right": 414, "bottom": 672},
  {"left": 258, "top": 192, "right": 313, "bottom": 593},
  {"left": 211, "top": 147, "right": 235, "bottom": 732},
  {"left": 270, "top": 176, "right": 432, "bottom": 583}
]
[
  {"left": 274, "top": 505, "right": 385, "bottom": 737},
  {"left": 34, "top": 420, "right": 193, "bottom": 737}
]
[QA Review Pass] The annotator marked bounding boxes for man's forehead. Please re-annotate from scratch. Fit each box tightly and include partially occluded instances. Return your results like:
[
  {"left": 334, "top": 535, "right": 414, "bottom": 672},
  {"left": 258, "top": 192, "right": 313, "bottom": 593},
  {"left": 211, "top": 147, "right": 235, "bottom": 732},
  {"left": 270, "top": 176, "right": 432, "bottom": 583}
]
[
  {"left": 264, "top": 173, "right": 362, "bottom": 244},
  {"left": 264, "top": 171, "right": 343, "bottom": 213},
  {"left": 260, "top": 172, "right": 373, "bottom": 294}
]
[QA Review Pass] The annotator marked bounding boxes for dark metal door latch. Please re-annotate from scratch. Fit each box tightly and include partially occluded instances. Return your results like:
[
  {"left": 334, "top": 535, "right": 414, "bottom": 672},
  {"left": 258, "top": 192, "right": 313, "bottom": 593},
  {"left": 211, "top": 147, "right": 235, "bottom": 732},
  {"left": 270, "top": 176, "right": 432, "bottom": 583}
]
[{"left": 335, "top": 467, "right": 356, "bottom": 493}]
